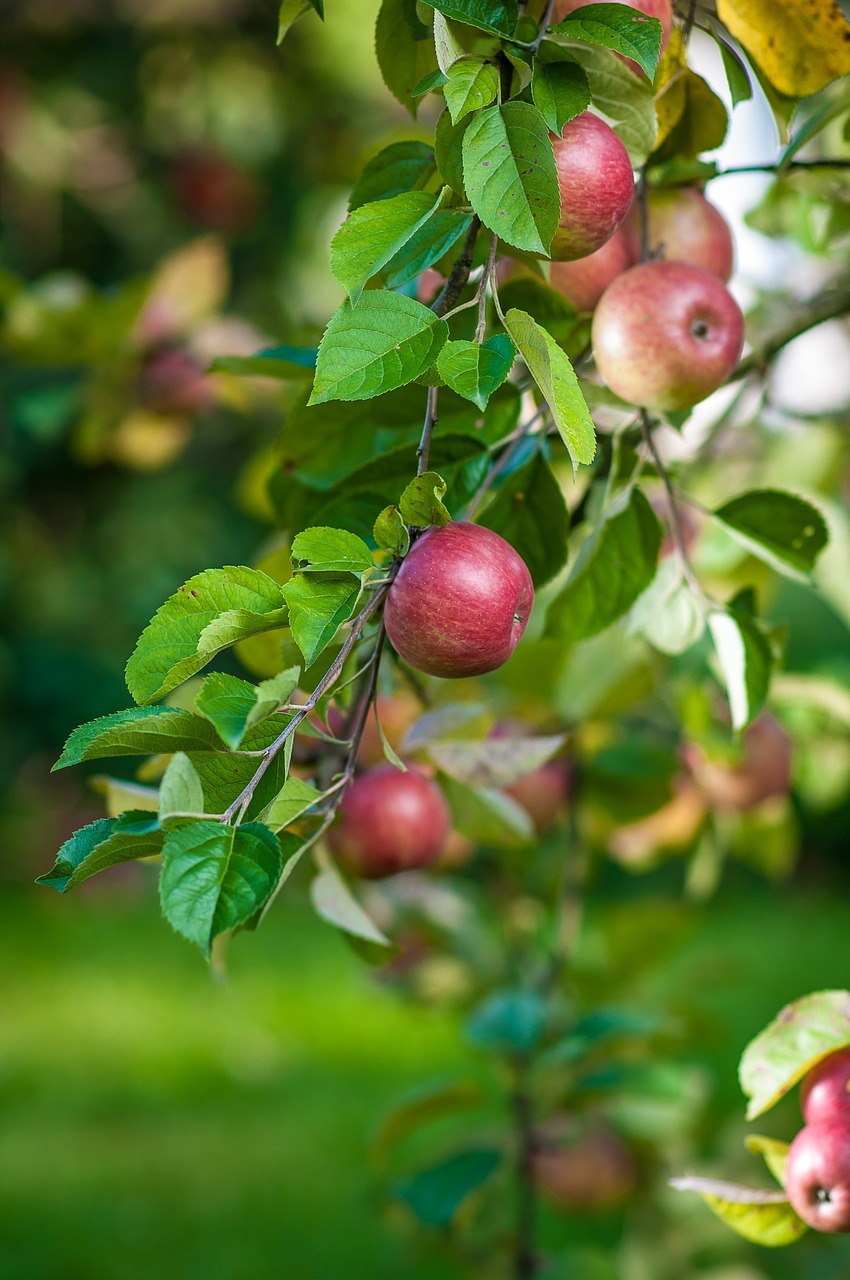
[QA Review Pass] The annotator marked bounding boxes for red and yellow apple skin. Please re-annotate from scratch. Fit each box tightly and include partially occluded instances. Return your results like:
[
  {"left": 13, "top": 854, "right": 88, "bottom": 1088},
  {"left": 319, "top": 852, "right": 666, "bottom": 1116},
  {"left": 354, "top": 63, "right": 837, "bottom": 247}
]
[
  {"left": 549, "top": 227, "right": 636, "bottom": 312},
  {"left": 384, "top": 522, "right": 534, "bottom": 680},
  {"left": 550, "top": 113, "right": 635, "bottom": 262},
  {"left": 630, "top": 186, "right": 735, "bottom": 281},
  {"left": 785, "top": 1118, "right": 850, "bottom": 1233},
  {"left": 592, "top": 260, "right": 745, "bottom": 411},
  {"left": 327, "top": 766, "right": 451, "bottom": 879}
]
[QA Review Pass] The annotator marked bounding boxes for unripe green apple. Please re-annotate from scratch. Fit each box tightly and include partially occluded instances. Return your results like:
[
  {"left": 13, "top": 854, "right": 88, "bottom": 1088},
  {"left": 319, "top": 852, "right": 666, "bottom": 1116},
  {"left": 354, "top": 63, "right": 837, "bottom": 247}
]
[
  {"left": 592, "top": 260, "right": 744, "bottom": 410},
  {"left": 550, "top": 113, "right": 635, "bottom": 262}
]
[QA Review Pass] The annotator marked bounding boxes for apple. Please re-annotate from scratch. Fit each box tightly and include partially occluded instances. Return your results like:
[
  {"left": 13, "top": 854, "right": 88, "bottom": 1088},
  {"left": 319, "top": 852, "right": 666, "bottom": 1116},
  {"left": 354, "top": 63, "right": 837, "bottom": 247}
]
[
  {"left": 384, "top": 522, "right": 534, "bottom": 679},
  {"left": 170, "top": 146, "right": 259, "bottom": 233},
  {"left": 592, "top": 260, "right": 745, "bottom": 410},
  {"left": 550, "top": 113, "right": 635, "bottom": 262},
  {"left": 532, "top": 1124, "right": 636, "bottom": 1210},
  {"left": 552, "top": 0, "right": 674, "bottom": 76},
  {"left": 686, "top": 714, "right": 793, "bottom": 812},
  {"left": 785, "top": 1118, "right": 850, "bottom": 1232},
  {"left": 506, "top": 761, "right": 570, "bottom": 834},
  {"left": 138, "top": 346, "right": 215, "bottom": 417},
  {"left": 549, "top": 227, "right": 636, "bottom": 313},
  {"left": 327, "top": 765, "right": 451, "bottom": 878},
  {"left": 630, "top": 186, "right": 734, "bottom": 281},
  {"left": 801, "top": 1050, "right": 850, "bottom": 1126}
]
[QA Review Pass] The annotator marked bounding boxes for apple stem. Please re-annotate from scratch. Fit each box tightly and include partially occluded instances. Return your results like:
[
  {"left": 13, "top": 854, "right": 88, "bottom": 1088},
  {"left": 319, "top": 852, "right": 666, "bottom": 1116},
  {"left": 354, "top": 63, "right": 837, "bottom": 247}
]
[
  {"left": 476, "top": 234, "right": 500, "bottom": 343},
  {"left": 416, "top": 385, "right": 440, "bottom": 476}
]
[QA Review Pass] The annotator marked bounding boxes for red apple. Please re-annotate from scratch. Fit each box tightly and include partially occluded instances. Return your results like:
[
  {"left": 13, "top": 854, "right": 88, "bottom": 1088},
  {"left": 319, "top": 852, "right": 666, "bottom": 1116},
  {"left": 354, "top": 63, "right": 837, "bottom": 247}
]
[
  {"left": 686, "top": 714, "right": 793, "bottom": 812},
  {"left": 327, "top": 765, "right": 451, "bottom": 878},
  {"left": 384, "top": 522, "right": 534, "bottom": 679},
  {"left": 785, "top": 1118, "right": 850, "bottom": 1232},
  {"left": 138, "top": 346, "right": 215, "bottom": 417},
  {"left": 506, "top": 761, "right": 570, "bottom": 834},
  {"left": 532, "top": 1124, "right": 636, "bottom": 1209},
  {"left": 801, "top": 1050, "right": 850, "bottom": 1126},
  {"left": 552, "top": 0, "right": 674, "bottom": 76},
  {"left": 549, "top": 226, "right": 636, "bottom": 312},
  {"left": 592, "top": 260, "right": 744, "bottom": 410},
  {"left": 550, "top": 113, "right": 635, "bottom": 262},
  {"left": 170, "top": 146, "right": 259, "bottom": 233},
  {"left": 630, "top": 186, "right": 734, "bottom": 281}
]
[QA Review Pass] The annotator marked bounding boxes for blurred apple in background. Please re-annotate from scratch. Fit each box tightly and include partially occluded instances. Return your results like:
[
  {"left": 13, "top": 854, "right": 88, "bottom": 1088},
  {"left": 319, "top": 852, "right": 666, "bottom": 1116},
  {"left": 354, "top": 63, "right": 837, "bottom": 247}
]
[
  {"left": 533, "top": 1122, "right": 637, "bottom": 1209},
  {"left": 686, "top": 714, "right": 793, "bottom": 812}
]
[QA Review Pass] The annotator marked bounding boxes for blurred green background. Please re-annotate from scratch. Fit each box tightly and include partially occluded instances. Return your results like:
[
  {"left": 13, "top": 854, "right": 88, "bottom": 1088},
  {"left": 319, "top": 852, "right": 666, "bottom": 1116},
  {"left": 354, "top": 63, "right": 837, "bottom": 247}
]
[{"left": 3, "top": 1, "right": 850, "bottom": 1277}]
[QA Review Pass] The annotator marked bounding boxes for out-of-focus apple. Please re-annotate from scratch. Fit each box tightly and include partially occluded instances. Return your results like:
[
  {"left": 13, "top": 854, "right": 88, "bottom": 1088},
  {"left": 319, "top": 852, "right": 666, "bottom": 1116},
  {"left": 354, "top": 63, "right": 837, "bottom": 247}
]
[
  {"left": 801, "top": 1050, "right": 850, "bottom": 1126},
  {"left": 138, "top": 346, "right": 215, "bottom": 417},
  {"left": 506, "top": 761, "right": 571, "bottom": 834},
  {"left": 550, "top": 113, "right": 635, "bottom": 262},
  {"left": 630, "top": 186, "right": 734, "bottom": 281},
  {"left": 686, "top": 714, "right": 793, "bottom": 813},
  {"left": 592, "top": 260, "right": 745, "bottom": 410},
  {"left": 610, "top": 778, "right": 706, "bottom": 865},
  {"left": 326, "top": 691, "right": 422, "bottom": 769},
  {"left": 171, "top": 146, "right": 259, "bottom": 234},
  {"left": 786, "top": 1118, "right": 850, "bottom": 1233},
  {"left": 327, "top": 765, "right": 451, "bottom": 878},
  {"left": 549, "top": 227, "right": 636, "bottom": 313},
  {"left": 384, "top": 522, "right": 534, "bottom": 679},
  {"left": 533, "top": 1123, "right": 636, "bottom": 1209}
]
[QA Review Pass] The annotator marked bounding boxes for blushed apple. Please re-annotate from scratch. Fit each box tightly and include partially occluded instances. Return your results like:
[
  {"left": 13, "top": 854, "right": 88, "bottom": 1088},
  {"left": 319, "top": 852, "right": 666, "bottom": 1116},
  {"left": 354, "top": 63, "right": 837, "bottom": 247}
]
[
  {"left": 630, "top": 186, "right": 734, "bottom": 281},
  {"left": 686, "top": 714, "right": 793, "bottom": 812},
  {"left": 327, "top": 765, "right": 451, "bottom": 878},
  {"left": 549, "top": 227, "right": 636, "bottom": 313},
  {"left": 552, "top": 0, "right": 674, "bottom": 76},
  {"left": 550, "top": 113, "right": 635, "bottom": 261},
  {"left": 384, "top": 522, "right": 534, "bottom": 679},
  {"left": 802, "top": 1050, "right": 850, "bottom": 1126},
  {"left": 785, "top": 1118, "right": 850, "bottom": 1233},
  {"left": 533, "top": 1124, "right": 636, "bottom": 1209},
  {"left": 592, "top": 260, "right": 745, "bottom": 410}
]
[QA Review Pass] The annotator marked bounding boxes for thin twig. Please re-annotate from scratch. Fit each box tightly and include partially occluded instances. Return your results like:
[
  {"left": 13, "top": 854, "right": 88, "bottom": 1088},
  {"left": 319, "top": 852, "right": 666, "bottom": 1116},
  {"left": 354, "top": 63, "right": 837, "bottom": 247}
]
[
  {"left": 416, "top": 385, "right": 440, "bottom": 476},
  {"left": 476, "top": 234, "right": 500, "bottom": 343},
  {"left": 732, "top": 288, "right": 850, "bottom": 380},
  {"left": 529, "top": 0, "right": 557, "bottom": 54},
  {"left": 432, "top": 218, "right": 480, "bottom": 317},
  {"left": 713, "top": 159, "right": 850, "bottom": 177},
  {"left": 636, "top": 164, "right": 650, "bottom": 264}
]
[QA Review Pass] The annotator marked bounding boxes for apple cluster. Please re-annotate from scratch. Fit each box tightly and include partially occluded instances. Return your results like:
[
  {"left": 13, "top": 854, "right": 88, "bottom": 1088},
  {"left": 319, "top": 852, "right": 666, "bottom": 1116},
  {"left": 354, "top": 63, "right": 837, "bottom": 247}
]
[{"left": 786, "top": 1049, "right": 850, "bottom": 1232}]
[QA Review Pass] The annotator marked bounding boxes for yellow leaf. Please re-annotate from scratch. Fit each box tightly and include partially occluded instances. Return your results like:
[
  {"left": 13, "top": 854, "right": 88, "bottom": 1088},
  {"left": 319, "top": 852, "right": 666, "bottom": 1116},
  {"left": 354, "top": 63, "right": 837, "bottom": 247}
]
[
  {"left": 717, "top": 0, "right": 850, "bottom": 97},
  {"left": 654, "top": 28, "right": 687, "bottom": 148},
  {"left": 136, "top": 236, "right": 229, "bottom": 340}
]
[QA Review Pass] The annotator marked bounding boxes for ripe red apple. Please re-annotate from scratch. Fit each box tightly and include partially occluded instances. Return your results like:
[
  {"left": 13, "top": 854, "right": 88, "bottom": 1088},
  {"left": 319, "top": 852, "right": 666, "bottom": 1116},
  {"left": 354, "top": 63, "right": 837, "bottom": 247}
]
[
  {"left": 384, "top": 522, "right": 534, "bottom": 679},
  {"left": 686, "top": 714, "right": 793, "bottom": 813},
  {"left": 549, "top": 226, "right": 636, "bottom": 312},
  {"left": 592, "top": 261, "right": 745, "bottom": 410},
  {"left": 801, "top": 1050, "right": 850, "bottom": 1126},
  {"left": 785, "top": 1118, "right": 850, "bottom": 1232},
  {"left": 552, "top": 0, "right": 674, "bottom": 76},
  {"left": 630, "top": 186, "right": 734, "bottom": 281},
  {"left": 138, "top": 346, "right": 215, "bottom": 417},
  {"left": 532, "top": 1124, "right": 636, "bottom": 1210},
  {"left": 550, "top": 113, "right": 635, "bottom": 262},
  {"left": 506, "top": 761, "right": 570, "bottom": 834},
  {"left": 327, "top": 765, "right": 451, "bottom": 878}
]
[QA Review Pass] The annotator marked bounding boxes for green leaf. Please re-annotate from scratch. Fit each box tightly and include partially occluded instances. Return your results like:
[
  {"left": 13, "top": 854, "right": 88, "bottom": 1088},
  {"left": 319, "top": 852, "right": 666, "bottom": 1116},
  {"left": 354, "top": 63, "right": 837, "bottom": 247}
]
[
  {"left": 531, "top": 56, "right": 591, "bottom": 134},
  {"left": 310, "top": 864, "right": 392, "bottom": 944},
  {"left": 435, "top": 108, "right": 470, "bottom": 196},
  {"left": 372, "top": 1079, "right": 487, "bottom": 1159},
  {"left": 441, "top": 774, "right": 534, "bottom": 846},
  {"left": 433, "top": 10, "right": 465, "bottom": 72},
  {"left": 412, "top": 68, "right": 449, "bottom": 97},
  {"left": 549, "top": 40, "right": 657, "bottom": 164},
  {"left": 349, "top": 141, "right": 436, "bottom": 211},
  {"left": 374, "top": 505, "right": 411, "bottom": 557},
  {"left": 37, "top": 813, "right": 164, "bottom": 893},
  {"left": 504, "top": 308, "right": 596, "bottom": 470},
  {"left": 628, "top": 557, "right": 705, "bottom": 655},
  {"left": 54, "top": 706, "right": 223, "bottom": 769},
  {"left": 125, "top": 567, "right": 290, "bottom": 706},
  {"left": 462, "top": 103, "right": 559, "bottom": 256},
  {"left": 427, "top": 732, "right": 565, "bottom": 787},
  {"left": 745, "top": 1135, "right": 790, "bottom": 1186},
  {"left": 653, "top": 69, "right": 728, "bottom": 161},
  {"left": 708, "top": 608, "right": 773, "bottom": 732},
  {"left": 291, "top": 527, "right": 374, "bottom": 575},
  {"left": 479, "top": 453, "right": 569, "bottom": 588},
  {"left": 209, "top": 345, "right": 316, "bottom": 379},
  {"left": 195, "top": 669, "right": 300, "bottom": 750},
  {"left": 422, "top": 0, "right": 517, "bottom": 37},
  {"left": 376, "top": 0, "right": 439, "bottom": 116},
  {"left": 310, "top": 293, "right": 449, "bottom": 405},
  {"left": 436, "top": 335, "right": 515, "bottom": 410},
  {"left": 395, "top": 1149, "right": 502, "bottom": 1227},
  {"left": 712, "top": 490, "right": 829, "bottom": 583},
  {"left": 399, "top": 471, "right": 452, "bottom": 527},
  {"left": 669, "top": 1177, "right": 807, "bottom": 1247},
  {"left": 468, "top": 990, "right": 548, "bottom": 1054},
  {"left": 282, "top": 574, "right": 362, "bottom": 667},
  {"left": 740, "top": 990, "right": 850, "bottom": 1121},
  {"left": 551, "top": 2, "right": 664, "bottom": 80},
  {"left": 381, "top": 209, "right": 473, "bottom": 290},
  {"left": 277, "top": 0, "right": 312, "bottom": 43},
  {"left": 546, "top": 487, "right": 663, "bottom": 643},
  {"left": 160, "top": 820, "right": 283, "bottom": 956},
  {"left": 257, "top": 776, "right": 324, "bottom": 833},
  {"left": 714, "top": 30, "right": 753, "bottom": 108},
  {"left": 159, "top": 752, "right": 205, "bottom": 820},
  {"left": 189, "top": 721, "right": 292, "bottom": 821},
  {"left": 330, "top": 191, "right": 440, "bottom": 304},
  {"left": 444, "top": 58, "right": 500, "bottom": 124}
]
